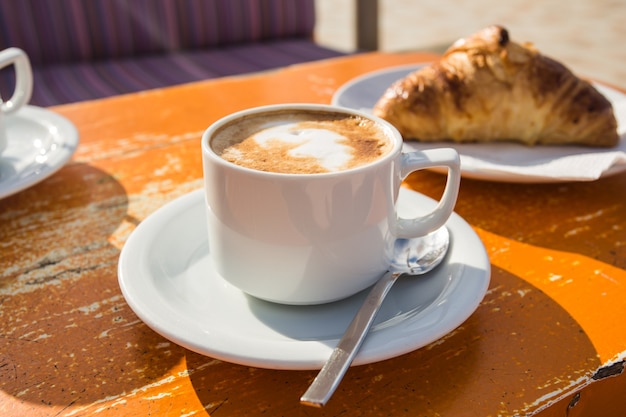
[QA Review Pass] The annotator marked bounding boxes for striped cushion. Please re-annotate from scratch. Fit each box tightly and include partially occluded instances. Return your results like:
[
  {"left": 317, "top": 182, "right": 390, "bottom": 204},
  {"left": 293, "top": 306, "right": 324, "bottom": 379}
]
[
  {"left": 0, "top": 0, "right": 317, "bottom": 65},
  {"left": 0, "top": 0, "right": 347, "bottom": 106},
  {"left": 0, "top": 39, "right": 346, "bottom": 106}
]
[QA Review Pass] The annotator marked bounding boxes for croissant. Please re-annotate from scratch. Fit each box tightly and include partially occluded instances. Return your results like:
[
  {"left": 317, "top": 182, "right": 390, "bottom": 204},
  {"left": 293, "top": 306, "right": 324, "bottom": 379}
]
[{"left": 373, "top": 26, "right": 619, "bottom": 147}]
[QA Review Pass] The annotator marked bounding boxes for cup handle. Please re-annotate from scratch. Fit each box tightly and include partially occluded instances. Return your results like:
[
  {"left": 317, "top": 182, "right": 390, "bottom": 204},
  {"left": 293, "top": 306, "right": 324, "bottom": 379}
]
[
  {"left": 395, "top": 148, "right": 461, "bottom": 238},
  {"left": 0, "top": 48, "right": 33, "bottom": 114}
]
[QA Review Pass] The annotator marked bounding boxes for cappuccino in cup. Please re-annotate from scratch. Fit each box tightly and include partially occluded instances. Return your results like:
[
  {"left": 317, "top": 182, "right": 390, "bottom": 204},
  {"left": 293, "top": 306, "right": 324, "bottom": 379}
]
[
  {"left": 202, "top": 104, "right": 461, "bottom": 305},
  {"left": 212, "top": 111, "right": 393, "bottom": 174}
]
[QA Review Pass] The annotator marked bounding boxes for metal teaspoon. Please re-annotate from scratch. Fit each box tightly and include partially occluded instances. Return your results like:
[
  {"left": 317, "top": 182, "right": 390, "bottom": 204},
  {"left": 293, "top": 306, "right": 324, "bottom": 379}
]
[{"left": 300, "top": 226, "right": 450, "bottom": 407}]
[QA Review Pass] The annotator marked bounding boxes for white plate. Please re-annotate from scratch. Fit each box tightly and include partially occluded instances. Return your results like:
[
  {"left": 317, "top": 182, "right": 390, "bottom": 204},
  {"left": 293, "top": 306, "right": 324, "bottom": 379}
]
[
  {"left": 0, "top": 105, "right": 79, "bottom": 199},
  {"left": 332, "top": 65, "right": 626, "bottom": 183},
  {"left": 118, "top": 188, "right": 490, "bottom": 370}
]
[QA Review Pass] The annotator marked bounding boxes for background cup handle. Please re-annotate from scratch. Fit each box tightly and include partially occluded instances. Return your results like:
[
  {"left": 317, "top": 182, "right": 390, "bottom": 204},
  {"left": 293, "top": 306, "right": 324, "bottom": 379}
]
[
  {"left": 396, "top": 148, "right": 461, "bottom": 237},
  {"left": 0, "top": 48, "right": 33, "bottom": 114}
]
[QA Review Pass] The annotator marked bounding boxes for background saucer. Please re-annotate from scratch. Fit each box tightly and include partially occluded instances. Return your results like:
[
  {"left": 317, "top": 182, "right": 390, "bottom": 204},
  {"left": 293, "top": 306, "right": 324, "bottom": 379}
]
[{"left": 0, "top": 105, "right": 79, "bottom": 199}]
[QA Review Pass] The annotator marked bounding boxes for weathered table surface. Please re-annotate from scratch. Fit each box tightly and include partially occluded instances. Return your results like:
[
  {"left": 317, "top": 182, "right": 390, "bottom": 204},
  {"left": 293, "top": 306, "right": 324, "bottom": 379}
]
[{"left": 1, "top": 51, "right": 625, "bottom": 416}]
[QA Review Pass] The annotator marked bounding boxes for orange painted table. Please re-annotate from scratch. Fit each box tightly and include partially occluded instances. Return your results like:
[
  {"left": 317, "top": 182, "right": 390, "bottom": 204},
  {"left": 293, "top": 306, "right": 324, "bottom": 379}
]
[{"left": 1, "top": 52, "right": 625, "bottom": 417}]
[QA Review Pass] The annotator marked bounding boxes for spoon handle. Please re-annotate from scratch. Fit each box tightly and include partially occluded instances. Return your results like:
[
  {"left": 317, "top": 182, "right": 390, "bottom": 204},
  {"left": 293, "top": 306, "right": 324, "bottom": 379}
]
[{"left": 300, "top": 271, "right": 399, "bottom": 407}]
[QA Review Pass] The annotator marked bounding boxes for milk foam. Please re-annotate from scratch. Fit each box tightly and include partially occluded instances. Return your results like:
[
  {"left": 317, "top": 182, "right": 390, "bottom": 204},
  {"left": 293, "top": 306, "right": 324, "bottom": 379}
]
[
  {"left": 215, "top": 112, "right": 392, "bottom": 174},
  {"left": 252, "top": 124, "right": 352, "bottom": 172}
]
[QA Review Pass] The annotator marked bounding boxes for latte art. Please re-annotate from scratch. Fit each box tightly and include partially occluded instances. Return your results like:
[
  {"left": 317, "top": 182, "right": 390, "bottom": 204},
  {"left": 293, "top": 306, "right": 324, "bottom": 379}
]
[
  {"left": 253, "top": 125, "right": 353, "bottom": 172},
  {"left": 214, "top": 112, "right": 392, "bottom": 174}
]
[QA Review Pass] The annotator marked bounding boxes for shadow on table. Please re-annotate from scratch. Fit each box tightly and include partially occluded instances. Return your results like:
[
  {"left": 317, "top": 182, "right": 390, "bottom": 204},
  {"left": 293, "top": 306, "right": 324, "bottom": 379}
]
[
  {"left": 0, "top": 163, "right": 605, "bottom": 415},
  {"left": 406, "top": 170, "right": 626, "bottom": 270},
  {"left": 185, "top": 265, "right": 600, "bottom": 416},
  {"left": 0, "top": 163, "right": 185, "bottom": 410}
]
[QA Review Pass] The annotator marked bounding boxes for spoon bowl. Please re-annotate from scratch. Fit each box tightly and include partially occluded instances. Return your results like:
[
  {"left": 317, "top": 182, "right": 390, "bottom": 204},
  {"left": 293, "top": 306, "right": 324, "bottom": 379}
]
[
  {"left": 301, "top": 226, "right": 450, "bottom": 407},
  {"left": 390, "top": 227, "right": 450, "bottom": 275}
]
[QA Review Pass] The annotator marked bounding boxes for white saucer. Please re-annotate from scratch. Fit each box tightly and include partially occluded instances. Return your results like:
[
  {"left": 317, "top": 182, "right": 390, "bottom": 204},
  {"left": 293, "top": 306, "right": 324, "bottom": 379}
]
[
  {"left": 332, "top": 65, "right": 626, "bottom": 183},
  {"left": 118, "top": 188, "right": 490, "bottom": 370},
  {"left": 0, "top": 105, "right": 79, "bottom": 199}
]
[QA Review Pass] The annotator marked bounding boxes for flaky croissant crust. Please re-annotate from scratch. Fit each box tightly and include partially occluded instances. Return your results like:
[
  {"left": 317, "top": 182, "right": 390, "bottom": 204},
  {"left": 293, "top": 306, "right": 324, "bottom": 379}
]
[{"left": 373, "top": 26, "right": 619, "bottom": 147}]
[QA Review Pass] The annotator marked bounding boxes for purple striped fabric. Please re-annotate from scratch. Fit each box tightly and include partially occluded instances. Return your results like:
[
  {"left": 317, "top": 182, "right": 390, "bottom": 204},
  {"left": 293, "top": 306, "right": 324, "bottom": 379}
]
[
  {"left": 0, "top": 0, "right": 317, "bottom": 65},
  {"left": 0, "top": 0, "right": 349, "bottom": 106},
  {"left": 0, "top": 40, "right": 346, "bottom": 106}
]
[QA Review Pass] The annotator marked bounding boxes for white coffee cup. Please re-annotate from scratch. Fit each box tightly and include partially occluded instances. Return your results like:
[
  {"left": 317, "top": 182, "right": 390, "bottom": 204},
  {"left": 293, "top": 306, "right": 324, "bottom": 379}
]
[
  {"left": 0, "top": 48, "right": 33, "bottom": 155},
  {"left": 201, "top": 103, "right": 461, "bottom": 305}
]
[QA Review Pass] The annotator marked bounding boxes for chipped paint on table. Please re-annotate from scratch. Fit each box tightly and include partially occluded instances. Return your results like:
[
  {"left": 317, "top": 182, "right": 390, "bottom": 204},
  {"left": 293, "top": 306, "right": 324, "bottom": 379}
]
[{"left": 1, "top": 52, "right": 625, "bottom": 416}]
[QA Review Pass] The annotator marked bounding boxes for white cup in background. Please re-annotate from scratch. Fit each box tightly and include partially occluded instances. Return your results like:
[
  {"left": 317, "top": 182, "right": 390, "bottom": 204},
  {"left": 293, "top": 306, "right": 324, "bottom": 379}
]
[{"left": 0, "top": 48, "right": 33, "bottom": 155}]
